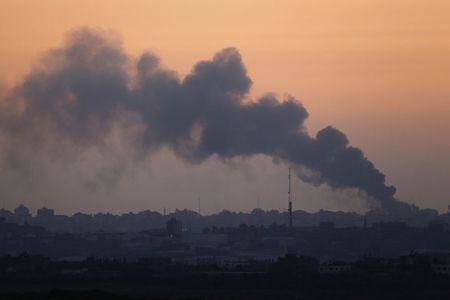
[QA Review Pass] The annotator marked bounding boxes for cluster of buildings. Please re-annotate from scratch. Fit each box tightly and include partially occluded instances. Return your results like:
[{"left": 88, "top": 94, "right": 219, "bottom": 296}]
[
  {"left": 2, "top": 207, "right": 450, "bottom": 266},
  {"left": 2, "top": 202, "right": 449, "bottom": 233}
]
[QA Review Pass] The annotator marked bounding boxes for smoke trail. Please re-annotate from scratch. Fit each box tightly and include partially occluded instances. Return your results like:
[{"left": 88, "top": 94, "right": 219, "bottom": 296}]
[{"left": 0, "top": 28, "right": 412, "bottom": 213}]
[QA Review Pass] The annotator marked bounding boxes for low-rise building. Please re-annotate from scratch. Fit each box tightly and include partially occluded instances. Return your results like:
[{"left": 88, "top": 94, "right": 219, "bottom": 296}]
[{"left": 319, "top": 262, "right": 351, "bottom": 274}]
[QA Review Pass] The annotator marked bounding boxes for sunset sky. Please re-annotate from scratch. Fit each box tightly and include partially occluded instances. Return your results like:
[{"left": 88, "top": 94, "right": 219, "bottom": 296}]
[{"left": 0, "top": 0, "right": 449, "bottom": 214}]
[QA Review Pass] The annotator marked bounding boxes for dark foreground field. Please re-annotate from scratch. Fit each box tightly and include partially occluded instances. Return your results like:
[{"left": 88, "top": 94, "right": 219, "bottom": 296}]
[
  {"left": 2, "top": 275, "right": 450, "bottom": 300},
  {"left": 2, "top": 288, "right": 450, "bottom": 300}
]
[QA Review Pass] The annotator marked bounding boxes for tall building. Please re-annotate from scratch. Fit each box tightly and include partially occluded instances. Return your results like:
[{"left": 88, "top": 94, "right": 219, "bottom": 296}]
[
  {"left": 14, "top": 205, "right": 31, "bottom": 224},
  {"left": 36, "top": 207, "right": 55, "bottom": 219},
  {"left": 166, "top": 217, "right": 182, "bottom": 239},
  {"left": 36, "top": 207, "right": 55, "bottom": 228}
]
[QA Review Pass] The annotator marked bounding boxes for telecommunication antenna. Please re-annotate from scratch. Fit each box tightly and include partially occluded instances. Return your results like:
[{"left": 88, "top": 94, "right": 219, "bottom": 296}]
[{"left": 288, "top": 167, "right": 293, "bottom": 229}]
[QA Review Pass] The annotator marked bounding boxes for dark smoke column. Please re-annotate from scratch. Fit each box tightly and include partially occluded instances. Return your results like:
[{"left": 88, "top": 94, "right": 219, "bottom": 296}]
[{"left": 0, "top": 28, "right": 413, "bottom": 214}]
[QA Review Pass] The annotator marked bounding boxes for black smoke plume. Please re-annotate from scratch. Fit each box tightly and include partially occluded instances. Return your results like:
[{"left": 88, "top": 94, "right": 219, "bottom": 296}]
[{"left": 0, "top": 28, "right": 413, "bottom": 214}]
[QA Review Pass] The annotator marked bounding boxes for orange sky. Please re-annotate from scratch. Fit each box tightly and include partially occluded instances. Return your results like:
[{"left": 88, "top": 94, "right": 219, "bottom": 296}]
[{"left": 0, "top": 0, "right": 449, "bottom": 212}]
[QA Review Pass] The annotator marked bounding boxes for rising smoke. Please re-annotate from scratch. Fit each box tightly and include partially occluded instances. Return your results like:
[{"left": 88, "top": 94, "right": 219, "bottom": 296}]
[{"left": 0, "top": 28, "right": 413, "bottom": 213}]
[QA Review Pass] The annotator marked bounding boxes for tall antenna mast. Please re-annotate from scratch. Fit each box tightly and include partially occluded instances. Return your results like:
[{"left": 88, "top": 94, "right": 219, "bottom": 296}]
[{"left": 288, "top": 167, "right": 293, "bottom": 229}]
